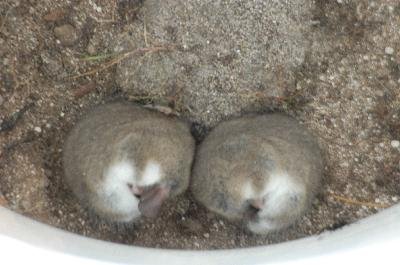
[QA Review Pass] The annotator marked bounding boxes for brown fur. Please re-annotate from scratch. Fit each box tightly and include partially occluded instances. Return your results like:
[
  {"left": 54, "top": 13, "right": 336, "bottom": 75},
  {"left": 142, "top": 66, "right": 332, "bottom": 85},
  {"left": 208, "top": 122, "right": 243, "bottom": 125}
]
[
  {"left": 63, "top": 102, "right": 195, "bottom": 222},
  {"left": 191, "top": 114, "right": 323, "bottom": 233}
]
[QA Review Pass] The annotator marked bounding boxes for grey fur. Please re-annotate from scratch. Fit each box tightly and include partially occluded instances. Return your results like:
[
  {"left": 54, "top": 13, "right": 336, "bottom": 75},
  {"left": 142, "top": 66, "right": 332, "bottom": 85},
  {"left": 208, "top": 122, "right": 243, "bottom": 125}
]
[
  {"left": 191, "top": 114, "right": 323, "bottom": 234},
  {"left": 63, "top": 102, "right": 195, "bottom": 223}
]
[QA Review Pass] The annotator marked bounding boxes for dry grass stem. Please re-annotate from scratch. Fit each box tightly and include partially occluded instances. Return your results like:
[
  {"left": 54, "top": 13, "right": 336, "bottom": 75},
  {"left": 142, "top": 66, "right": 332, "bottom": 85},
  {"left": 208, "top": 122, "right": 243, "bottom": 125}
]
[
  {"left": 71, "top": 45, "right": 175, "bottom": 79},
  {"left": 329, "top": 192, "right": 390, "bottom": 209}
]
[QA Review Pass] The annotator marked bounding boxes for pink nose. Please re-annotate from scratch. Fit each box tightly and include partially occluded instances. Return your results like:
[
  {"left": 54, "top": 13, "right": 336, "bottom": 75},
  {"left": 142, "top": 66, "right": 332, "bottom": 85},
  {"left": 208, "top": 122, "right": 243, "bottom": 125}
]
[
  {"left": 127, "top": 183, "right": 143, "bottom": 198},
  {"left": 126, "top": 183, "right": 170, "bottom": 218},
  {"left": 250, "top": 198, "right": 264, "bottom": 210}
]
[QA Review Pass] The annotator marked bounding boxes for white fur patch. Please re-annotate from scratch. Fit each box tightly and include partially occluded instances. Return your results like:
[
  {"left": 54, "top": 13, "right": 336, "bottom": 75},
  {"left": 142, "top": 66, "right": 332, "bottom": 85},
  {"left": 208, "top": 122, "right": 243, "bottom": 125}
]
[
  {"left": 248, "top": 220, "right": 277, "bottom": 234},
  {"left": 139, "top": 161, "right": 162, "bottom": 186},
  {"left": 244, "top": 172, "right": 304, "bottom": 234},
  {"left": 242, "top": 172, "right": 303, "bottom": 204},
  {"left": 102, "top": 159, "right": 139, "bottom": 217},
  {"left": 263, "top": 172, "right": 304, "bottom": 215},
  {"left": 242, "top": 181, "right": 256, "bottom": 200},
  {"left": 98, "top": 159, "right": 163, "bottom": 222},
  {"left": 105, "top": 159, "right": 136, "bottom": 185}
]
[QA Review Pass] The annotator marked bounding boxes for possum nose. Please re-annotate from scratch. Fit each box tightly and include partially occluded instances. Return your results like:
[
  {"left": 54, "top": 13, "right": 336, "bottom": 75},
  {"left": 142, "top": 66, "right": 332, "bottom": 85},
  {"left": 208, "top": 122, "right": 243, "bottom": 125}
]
[
  {"left": 250, "top": 198, "right": 264, "bottom": 210},
  {"left": 127, "top": 183, "right": 170, "bottom": 218},
  {"left": 246, "top": 198, "right": 264, "bottom": 220},
  {"left": 127, "top": 183, "right": 143, "bottom": 199}
]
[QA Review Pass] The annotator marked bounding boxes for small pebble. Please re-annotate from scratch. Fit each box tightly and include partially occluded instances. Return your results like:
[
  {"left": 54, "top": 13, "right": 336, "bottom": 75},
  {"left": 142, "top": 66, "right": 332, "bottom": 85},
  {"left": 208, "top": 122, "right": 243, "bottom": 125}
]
[
  {"left": 203, "top": 233, "right": 210, "bottom": 238},
  {"left": 0, "top": 95, "right": 3, "bottom": 105},
  {"left": 54, "top": 24, "right": 78, "bottom": 46},
  {"left": 175, "top": 198, "right": 190, "bottom": 215},
  {"left": 34, "top": 126, "right": 42, "bottom": 133},
  {"left": 87, "top": 44, "right": 96, "bottom": 55},
  {"left": 385, "top": 47, "right": 394, "bottom": 55},
  {"left": 182, "top": 219, "right": 203, "bottom": 233},
  {"left": 43, "top": 9, "right": 66, "bottom": 22},
  {"left": 391, "top": 140, "right": 400, "bottom": 148}
]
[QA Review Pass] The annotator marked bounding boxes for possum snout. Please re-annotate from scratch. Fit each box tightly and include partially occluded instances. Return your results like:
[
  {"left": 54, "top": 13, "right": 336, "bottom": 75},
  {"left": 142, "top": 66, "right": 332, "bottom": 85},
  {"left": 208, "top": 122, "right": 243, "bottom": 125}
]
[{"left": 138, "top": 185, "right": 170, "bottom": 218}]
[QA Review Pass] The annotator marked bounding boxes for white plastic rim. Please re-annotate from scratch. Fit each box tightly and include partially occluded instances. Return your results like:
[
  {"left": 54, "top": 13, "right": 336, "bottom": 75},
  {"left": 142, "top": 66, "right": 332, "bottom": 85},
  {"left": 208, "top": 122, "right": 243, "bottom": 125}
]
[{"left": 0, "top": 204, "right": 399, "bottom": 265}]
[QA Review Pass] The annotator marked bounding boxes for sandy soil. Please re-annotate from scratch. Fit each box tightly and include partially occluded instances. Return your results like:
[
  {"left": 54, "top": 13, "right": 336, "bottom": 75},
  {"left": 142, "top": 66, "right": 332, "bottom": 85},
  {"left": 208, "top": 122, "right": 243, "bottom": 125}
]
[{"left": 0, "top": 0, "right": 399, "bottom": 249}]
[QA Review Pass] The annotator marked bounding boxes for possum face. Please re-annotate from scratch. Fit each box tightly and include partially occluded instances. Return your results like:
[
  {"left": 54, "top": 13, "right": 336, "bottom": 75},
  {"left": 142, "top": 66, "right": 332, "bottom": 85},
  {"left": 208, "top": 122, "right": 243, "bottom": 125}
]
[
  {"left": 93, "top": 159, "right": 169, "bottom": 222},
  {"left": 242, "top": 171, "right": 306, "bottom": 234},
  {"left": 193, "top": 134, "right": 310, "bottom": 234},
  {"left": 206, "top": 167, "right": 307, "bottom": 234}
]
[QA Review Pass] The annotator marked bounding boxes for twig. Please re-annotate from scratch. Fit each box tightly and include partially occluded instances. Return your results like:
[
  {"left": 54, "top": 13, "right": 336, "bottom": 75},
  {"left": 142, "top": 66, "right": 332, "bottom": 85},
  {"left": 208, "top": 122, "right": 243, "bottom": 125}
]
[
  {"left": 70, "top": 45, "right": 175, "bottom": 79},
  {"left": 329, "top": 193, "right": 390, "bottom": 209},
  {"left": 144, "top": 19, "right": 148, "bottom": 47},
  {"left": 127, "top": 94, "right": 176, "bottom": 103},
  {"left": 112, "top": 0, "right": 116, "bottom": 22},
  {"left": 73, "top": 82, "right": 97, "bottom": 99},
  {"left": 144, "top": 104, "right": 179, "bottom": 116},
  {"left": 81, "top": 53, "right": 116, "bottom": 61},
  {"left": 0, "top": 102, "right": 35, "bottom": 133},
  {"left": 89, "top": 14, "right": 116, "bottom": 24},
  {"left": 43, "top": 9, "right": 66, "bottom": 22}
]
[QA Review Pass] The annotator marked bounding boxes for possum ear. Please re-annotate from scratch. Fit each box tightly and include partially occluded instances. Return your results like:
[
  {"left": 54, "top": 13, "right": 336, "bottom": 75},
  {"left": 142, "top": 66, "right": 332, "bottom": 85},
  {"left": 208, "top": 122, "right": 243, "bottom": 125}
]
[{"left": 138, "top": 186, "right": 169, "bottom": 218}]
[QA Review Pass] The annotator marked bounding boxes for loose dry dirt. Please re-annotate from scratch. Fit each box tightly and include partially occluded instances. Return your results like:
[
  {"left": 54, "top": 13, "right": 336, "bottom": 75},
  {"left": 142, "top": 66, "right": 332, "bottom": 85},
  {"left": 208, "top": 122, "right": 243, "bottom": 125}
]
[{"left": 0, "top": 0, "right": 399, "bottom": 249}]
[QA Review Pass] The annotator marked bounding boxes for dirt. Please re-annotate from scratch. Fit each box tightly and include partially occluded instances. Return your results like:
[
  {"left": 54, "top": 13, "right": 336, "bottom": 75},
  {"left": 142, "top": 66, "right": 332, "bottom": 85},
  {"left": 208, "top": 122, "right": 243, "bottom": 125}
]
[
  {"left": 115, "top": 0, "right": 313, "bottom": 127},
  {"left": 0, "top": 0, "right": 399, "bottom": 250}
]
